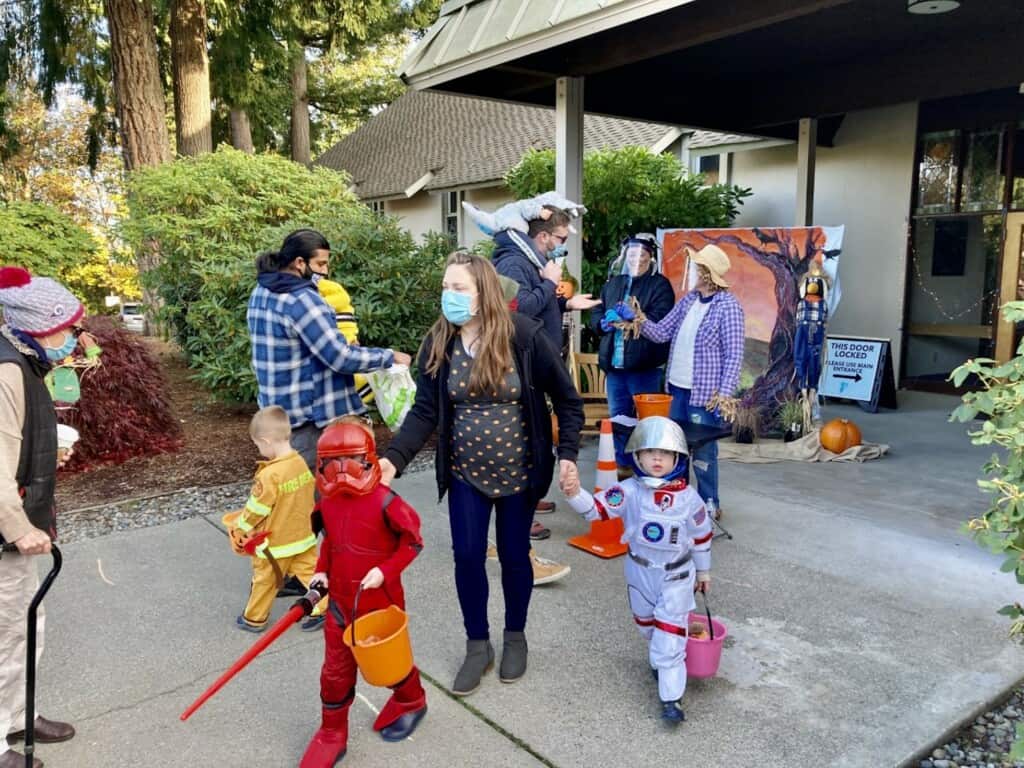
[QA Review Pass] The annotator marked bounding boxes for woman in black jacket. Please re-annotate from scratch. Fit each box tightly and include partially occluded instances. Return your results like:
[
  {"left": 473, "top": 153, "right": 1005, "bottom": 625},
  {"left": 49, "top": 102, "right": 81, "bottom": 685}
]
[
  {"left": 380, "top": 251, "right": 583, "bottom": 697},
  {"left": 591, "top": 234, "right": 675, "bottom": 470}
]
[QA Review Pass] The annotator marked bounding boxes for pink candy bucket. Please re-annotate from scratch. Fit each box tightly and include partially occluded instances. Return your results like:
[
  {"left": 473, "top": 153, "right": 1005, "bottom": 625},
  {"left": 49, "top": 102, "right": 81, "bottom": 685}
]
[{"left": 685, "top": 606, "right": 727, "bottom": 679}]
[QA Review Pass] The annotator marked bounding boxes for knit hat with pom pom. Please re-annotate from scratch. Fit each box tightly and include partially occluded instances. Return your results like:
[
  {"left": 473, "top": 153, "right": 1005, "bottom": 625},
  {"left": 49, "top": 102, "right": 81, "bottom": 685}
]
[{"left": 0, "top": 266, "right": 84, "bottom": 336}]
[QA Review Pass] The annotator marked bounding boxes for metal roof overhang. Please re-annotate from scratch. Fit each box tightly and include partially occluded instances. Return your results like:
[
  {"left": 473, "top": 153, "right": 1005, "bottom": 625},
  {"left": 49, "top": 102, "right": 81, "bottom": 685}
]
[{"left": 402, "top": 0, "right": 1024, "bottom": 142}]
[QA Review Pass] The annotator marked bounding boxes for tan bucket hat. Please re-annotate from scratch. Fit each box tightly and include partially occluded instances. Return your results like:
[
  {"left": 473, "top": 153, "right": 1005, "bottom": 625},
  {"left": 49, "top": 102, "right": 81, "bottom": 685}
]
[{"left": 687, "top": 244, "right": 731, "bottom": 288}]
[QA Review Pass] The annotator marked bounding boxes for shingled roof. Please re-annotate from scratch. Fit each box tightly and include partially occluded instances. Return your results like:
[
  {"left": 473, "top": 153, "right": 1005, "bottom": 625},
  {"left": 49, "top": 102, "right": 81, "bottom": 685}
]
[{"left": 316, "top": 90, "right": 740, "bottom": 201}]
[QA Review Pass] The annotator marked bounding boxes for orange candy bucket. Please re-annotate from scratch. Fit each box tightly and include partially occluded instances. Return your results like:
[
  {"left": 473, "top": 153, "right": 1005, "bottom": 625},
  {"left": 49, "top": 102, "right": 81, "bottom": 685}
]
[
  {"left": 342, "top": 589, "right": 414, "bottom": 687},
  {"left": 634, "top": 393, "right": 672, "bottom": 419}
]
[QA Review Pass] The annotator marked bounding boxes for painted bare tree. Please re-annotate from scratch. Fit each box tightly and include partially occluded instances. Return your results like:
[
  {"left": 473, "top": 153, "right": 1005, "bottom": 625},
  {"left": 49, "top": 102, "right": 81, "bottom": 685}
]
[{"left": 703, "top": 227, "right": 828, "bottom": 429}]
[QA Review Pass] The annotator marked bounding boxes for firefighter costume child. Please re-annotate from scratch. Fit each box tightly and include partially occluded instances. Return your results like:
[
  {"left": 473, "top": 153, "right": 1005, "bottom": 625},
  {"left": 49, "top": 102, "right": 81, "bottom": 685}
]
[
  {"left": 562, "top": 416, "right": 712, "bottom": 723},
  {"left": 301, "top": 419, "right": 427, "bottom": 767},
  {"left": 230, "top": 406, "right": 325, "bottom": 632}
]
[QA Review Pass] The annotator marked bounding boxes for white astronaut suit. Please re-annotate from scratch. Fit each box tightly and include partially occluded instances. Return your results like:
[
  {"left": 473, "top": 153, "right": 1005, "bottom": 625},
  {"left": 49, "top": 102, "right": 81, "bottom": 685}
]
[{"left": 566, "top": 417, "right": 713, "bottom": 709}]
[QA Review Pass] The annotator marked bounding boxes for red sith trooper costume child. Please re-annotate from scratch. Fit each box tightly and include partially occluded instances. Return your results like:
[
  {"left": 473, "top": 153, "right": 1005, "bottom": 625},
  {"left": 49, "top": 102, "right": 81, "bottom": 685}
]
[{"left": 300, "top": 421, "right": 427, "bottom": 768}]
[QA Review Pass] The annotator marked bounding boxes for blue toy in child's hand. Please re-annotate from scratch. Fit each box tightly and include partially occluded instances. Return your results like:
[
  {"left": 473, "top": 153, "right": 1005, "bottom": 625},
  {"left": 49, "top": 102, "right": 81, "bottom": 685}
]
[{"left": 613, "top": 301, "right": 636, "bottom": 321}]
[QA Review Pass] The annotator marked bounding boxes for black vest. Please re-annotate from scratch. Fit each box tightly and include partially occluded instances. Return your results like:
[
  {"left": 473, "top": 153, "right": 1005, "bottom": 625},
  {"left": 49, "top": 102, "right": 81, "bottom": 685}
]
[{"left": 0, "top": 334, "right": 57, "bottom": 542}]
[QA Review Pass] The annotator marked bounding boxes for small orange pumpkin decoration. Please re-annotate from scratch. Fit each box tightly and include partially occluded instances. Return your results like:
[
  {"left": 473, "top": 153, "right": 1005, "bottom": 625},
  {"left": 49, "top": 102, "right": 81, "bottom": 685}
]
[
  {"left": 556, "top": 280, "right": 575, "bottom": 299},
  {"left": 819, "top": 418, "right": 862, "bottom": 453}
]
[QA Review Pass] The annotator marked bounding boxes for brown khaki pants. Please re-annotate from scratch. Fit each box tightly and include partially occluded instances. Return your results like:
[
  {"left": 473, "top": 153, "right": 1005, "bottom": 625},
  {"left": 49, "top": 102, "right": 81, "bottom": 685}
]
[{"left": 0, "top": 552, "right": 42, "bottom": 737}]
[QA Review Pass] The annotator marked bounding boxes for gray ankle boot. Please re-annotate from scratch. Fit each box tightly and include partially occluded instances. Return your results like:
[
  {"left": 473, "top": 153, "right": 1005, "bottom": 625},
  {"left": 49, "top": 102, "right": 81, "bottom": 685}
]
[
  {"left": 452, "top": 639, "right": 494, "bottom": 696},
  {"left": 499, "top": 630, "right": 528, "bottom": 683}
]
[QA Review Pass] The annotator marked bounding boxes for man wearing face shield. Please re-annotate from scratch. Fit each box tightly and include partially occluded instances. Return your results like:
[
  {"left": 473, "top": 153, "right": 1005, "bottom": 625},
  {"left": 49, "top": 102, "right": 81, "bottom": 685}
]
[{"left": 592, "top": 235, "right": 675, "bottom": 475}]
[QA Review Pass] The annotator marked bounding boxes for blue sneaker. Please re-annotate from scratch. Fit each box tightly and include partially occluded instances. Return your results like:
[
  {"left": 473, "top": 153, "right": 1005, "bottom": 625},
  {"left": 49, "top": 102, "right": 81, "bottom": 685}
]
[
  {"left": 236, "top": 615, "right": 267, "bottom": 633},
  {"left": 661, "top": 700, "right": 685, "bottom": 723},
  {"left": 301, "top": 614, "right": 326, "bottom": 632}
]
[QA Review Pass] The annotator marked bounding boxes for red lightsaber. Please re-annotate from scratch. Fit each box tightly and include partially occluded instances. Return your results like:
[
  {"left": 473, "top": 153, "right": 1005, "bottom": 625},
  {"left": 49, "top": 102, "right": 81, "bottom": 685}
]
[{"left": 180, "top": 583, "right": 327, "bottom": 721}]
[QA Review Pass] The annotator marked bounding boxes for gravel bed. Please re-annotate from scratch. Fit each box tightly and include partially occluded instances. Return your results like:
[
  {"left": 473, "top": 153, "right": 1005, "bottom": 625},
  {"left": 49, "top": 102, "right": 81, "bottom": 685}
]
[
  {"left": 57, "top": 453, "right": 435, "bottom": 544},
  {"left": 918, "top": 687, "right": 1024, "bottom": 768}
]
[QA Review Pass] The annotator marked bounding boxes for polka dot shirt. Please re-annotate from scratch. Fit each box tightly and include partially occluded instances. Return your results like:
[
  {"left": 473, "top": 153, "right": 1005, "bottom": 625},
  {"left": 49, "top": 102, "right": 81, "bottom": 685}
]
[{"left": 448, "top": 339, "right": 529, "bottom": 498}]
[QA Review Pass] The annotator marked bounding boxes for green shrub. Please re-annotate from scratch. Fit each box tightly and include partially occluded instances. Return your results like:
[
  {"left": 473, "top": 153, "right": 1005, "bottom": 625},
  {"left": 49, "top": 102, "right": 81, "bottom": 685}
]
[
  {"left": 124, "top": 147, "right": 446, "bottom": 403},
  {"left": 505, "top": 146, "right": 751, "bottom": 294},
  {"left": 951, "top": 301, "right": 1024, "bottom": 760},
  {"left": 0, "top": 200, "right": 136, "bottom": 312}
]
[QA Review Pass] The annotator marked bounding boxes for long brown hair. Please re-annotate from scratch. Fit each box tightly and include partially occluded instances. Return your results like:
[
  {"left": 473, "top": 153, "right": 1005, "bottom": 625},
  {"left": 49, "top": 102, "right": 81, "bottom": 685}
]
[{"left": 424, "top": 251, "right": 515, "bottom": 395}]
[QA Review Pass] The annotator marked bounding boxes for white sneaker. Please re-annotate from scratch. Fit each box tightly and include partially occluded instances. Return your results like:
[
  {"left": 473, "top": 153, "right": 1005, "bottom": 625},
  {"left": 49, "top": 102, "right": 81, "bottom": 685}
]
[{"left": 531, "top": 552, "right": 571, "bottom": 585}]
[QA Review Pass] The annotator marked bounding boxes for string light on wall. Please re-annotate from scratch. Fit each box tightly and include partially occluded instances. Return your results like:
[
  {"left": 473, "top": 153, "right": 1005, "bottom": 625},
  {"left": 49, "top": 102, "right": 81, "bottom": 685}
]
[{"left": 905, "top": 226, "right": 1001, "bottom": 322}]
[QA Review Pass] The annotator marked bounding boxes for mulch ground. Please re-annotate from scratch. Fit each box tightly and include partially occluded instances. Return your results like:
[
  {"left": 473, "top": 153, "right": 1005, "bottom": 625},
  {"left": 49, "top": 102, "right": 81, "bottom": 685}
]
[{"left": 55, "top": 339, "right": 405, "bottom": 511}]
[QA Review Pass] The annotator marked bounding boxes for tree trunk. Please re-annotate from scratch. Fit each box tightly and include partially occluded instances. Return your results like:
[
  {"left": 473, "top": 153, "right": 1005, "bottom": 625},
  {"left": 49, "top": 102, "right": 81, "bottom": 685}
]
[
  {"left": 170, "top": 0, "right": 212, "bottom": 157},
  {"left": 290, "top": 46, "right": 311, "bottom": 165},
  {"left": 104, "top": 0, "right": 171, "bottom": 170},
  {"left": 229, "top": 107, "right": 254, "bottom": 153}
]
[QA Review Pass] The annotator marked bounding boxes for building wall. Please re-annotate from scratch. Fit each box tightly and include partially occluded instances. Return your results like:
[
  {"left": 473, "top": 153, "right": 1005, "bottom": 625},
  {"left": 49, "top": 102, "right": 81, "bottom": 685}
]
[
  {"left": 731, "top": 102, "right": 919, "bottom": 372},
  {"left": 462, "top": 186, "right": 515, "bottom": 246},
  {"left": 383, "top": 194, "right": 442, "bottom": 243},
  {"left": 380, "top": 185, "right": 514, "bottom": 246}
]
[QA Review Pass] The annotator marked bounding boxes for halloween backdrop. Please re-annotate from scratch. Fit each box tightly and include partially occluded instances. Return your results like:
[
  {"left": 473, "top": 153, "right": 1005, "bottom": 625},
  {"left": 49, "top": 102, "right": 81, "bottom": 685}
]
[{"left": 656, "top": 226, "right": 844, "bottom": 422}]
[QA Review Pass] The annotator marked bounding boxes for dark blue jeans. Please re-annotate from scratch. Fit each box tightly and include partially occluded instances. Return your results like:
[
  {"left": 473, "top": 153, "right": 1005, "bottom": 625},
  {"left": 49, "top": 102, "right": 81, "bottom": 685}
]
[
  {"left": 605, "top": 368, "right": 664, "bottom": 467},
  {"left": 448, "top": 476, "right": 533, "bottom": 640},
  {"left": 668, "top": 385, "right": 721, "bottom": 507}
]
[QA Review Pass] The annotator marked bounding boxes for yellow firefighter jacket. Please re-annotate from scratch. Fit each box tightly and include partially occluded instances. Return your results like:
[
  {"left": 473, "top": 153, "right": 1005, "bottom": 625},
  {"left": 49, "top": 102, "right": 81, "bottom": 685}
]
[{"left": 236, "top": 451, "right": 317, "bottom": 559}]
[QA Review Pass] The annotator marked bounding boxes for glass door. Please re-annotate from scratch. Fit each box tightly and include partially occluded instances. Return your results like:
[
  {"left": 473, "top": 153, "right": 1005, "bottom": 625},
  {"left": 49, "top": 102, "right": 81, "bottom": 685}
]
[{"left": 904, "top": 124, "right": 1009, "bottom": 385}]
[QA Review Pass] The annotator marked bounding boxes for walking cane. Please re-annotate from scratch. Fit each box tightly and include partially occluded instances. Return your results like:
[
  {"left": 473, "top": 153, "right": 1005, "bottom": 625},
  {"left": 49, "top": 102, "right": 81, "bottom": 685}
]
[{"left": 1, "top": 543, "right": 63, "bottom": 768}]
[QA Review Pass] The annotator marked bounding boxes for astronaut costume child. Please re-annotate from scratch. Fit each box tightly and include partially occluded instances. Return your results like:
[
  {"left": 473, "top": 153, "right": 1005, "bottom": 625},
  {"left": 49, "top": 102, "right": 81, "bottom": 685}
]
[{"left": 564, "top": 416, "right": 712, "bottom": 722}]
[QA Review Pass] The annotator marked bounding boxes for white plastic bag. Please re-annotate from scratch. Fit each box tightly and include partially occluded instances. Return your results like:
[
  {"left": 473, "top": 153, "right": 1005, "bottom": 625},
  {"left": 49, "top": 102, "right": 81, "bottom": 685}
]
[{"left": 367, "top": 364, "right": 416, "bottom": 432}]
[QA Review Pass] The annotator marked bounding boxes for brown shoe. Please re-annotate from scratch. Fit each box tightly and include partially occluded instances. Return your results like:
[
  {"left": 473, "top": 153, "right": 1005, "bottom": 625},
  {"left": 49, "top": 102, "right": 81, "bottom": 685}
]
[
  {"left": 7, "top": 716, "right": 75, "bottom": 744},
  {"left": 0, "top": 749, "right": 42, "bottom": 768},
  {"left": 534, "top": 500, "right": 556, "bottom": 514}
]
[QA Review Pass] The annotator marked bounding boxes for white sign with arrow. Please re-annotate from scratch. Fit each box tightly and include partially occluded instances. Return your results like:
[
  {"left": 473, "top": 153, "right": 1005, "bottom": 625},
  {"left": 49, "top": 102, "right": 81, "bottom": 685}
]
[{"left": 819, "top": 336, "right": 886, "bottom": 403}]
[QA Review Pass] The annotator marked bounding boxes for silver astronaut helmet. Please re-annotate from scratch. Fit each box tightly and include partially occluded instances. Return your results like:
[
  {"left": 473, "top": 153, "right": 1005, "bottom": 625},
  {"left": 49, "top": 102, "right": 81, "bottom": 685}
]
[{"left": 625, "top": 416, "right": 689, "bottom": 484}]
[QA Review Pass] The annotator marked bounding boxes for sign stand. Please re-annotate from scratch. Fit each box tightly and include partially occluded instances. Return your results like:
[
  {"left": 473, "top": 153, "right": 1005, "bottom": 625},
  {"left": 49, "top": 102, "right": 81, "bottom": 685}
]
[{"left": 819, "top": 336, "right": 898, "bottom": 413}]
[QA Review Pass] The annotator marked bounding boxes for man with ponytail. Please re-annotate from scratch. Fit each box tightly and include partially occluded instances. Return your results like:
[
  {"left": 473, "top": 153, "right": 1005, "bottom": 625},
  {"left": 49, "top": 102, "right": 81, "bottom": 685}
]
[{"left": 248, "top": 229, "right": 411, "bottom": 469}]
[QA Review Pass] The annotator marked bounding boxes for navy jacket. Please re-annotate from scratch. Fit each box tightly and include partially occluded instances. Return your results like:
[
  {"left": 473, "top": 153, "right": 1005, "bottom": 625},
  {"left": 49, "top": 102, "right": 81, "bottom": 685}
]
[
  {"left": 491, "top": 230, "right": 566, "bottom": 349},
  {"left": 591, "top": 267, "right": 675, "bottom": 373}
]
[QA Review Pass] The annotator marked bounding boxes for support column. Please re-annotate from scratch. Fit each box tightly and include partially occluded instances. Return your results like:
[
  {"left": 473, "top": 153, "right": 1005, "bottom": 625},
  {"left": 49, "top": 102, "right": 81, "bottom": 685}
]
[
  {"left": 795, "top": 117, "right": 817, "bottom": 227},
  {"left": 556, "top": 75, "right": 584, "bottom": 350}
]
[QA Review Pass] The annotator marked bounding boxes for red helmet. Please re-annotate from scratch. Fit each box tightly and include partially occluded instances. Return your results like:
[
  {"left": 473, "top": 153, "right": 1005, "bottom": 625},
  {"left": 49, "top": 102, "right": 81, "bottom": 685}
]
[{"left": 316, "top": 421, "right": 381, "bottom": 497}]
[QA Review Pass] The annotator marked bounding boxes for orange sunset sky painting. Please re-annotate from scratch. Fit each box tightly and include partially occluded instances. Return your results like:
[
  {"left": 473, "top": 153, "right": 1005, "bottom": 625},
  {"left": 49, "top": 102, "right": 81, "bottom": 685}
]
[{"left": 661, "top": 228, "right": 783, "bottom": 343}]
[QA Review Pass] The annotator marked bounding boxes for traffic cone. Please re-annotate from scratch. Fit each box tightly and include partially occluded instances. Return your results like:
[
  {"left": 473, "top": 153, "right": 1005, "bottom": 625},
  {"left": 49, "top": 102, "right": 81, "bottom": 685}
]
[{"left": 568, "top": 419, "right": 628, "bottom": 559}]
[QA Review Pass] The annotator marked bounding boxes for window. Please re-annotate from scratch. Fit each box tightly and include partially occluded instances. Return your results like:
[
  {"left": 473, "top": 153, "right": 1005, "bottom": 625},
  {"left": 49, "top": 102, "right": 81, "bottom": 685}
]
[
  {"left": 696, "top": 154, "right": 721, "bottom": 185},
  {"left": 368, "top": 200, "right": 384, "bottom": 215},
  {"left": 916, "top": 130, "right": 960, "bottom": 214},
  {"left": 443, "top": 190, "right": 463, "bottom": 240},
  {"left": 962, "top": 129, "right": 1006, "bottom": 212}
]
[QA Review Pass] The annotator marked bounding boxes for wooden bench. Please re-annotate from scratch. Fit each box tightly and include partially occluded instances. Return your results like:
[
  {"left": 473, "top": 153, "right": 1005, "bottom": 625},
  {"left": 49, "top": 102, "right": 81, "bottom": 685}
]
[{"left": 569, "top": 351, "right": 609, "bottom": 434}]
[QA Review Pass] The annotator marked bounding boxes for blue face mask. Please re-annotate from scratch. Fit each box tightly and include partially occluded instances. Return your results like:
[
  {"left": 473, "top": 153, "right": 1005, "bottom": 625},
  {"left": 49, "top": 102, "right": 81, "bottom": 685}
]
[
  {"left": 549, "top": 244, "right": 568, "bottom": 260},
  {"left": 44, "top": 331, "right": 78, "bottom": 362},
  {"left": 441, "top": 290, "right": 475, "bottom": 326}
]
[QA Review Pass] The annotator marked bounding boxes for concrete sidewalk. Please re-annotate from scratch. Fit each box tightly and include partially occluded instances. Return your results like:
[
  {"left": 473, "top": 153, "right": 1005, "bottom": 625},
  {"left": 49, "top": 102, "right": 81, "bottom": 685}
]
[{"left": 29, "top": 392, "right": 1024, "bottom": 767}]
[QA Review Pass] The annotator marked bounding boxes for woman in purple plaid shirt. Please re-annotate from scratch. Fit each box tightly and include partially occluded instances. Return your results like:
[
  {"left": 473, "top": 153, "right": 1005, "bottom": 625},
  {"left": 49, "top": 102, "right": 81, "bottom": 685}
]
[{"left": 638, "top": 244, "right": 744, "bottom": 519}]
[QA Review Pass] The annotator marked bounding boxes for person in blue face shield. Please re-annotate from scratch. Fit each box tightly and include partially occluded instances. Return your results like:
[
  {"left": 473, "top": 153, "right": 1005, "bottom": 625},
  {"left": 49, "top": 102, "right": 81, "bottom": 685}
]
[{"left": 592, "top": 234, "right": 676, "bottom": 477}]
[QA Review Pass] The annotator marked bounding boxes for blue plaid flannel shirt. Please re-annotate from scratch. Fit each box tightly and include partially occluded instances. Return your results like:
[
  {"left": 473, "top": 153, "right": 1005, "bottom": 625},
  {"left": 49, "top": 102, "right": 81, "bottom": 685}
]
[{"left": 247, "top": 283, "right": 393, "bottom": 428}]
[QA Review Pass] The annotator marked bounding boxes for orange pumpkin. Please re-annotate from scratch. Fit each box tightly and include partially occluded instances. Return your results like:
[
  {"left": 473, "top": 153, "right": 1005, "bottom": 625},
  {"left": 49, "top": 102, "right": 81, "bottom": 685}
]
[
  {"left": 819, "top": 418, "right": 862, "bottom": 453},
  {"left": 556, "top": 280, "right": 575, "bottom": 299}
]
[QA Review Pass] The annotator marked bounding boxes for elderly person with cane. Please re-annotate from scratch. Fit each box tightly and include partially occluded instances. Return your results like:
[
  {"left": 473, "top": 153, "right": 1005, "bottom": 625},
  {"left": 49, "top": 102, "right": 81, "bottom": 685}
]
[{"left": 0, "top": 267, "right": 79, "bottom": 768}]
